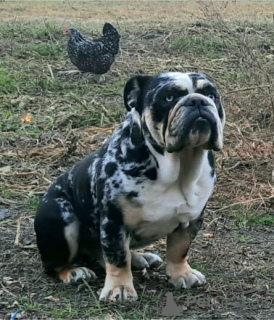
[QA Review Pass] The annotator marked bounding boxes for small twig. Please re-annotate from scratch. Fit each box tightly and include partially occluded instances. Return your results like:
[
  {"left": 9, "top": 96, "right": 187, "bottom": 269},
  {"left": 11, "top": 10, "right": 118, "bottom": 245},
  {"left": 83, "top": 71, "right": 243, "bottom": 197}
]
[
  {"left": 225, "top": 85, "right": 271, "bottom": 94},
  {"left": 18, "top": 244, "right": 37, "bottom": 249},
  {"left": 30, "top": 190, "right": 47, "bottom": 195},
  {"left": 226, "top": 162, "right": 241, "bottom": 171},
  {"left": 47, "top": 64, "right": 55, "bottom": 79},
  {"left": 1, "top": 171, "right": 39, "bottom": 177},
  {"left": 14, "top": 216, "right": 36, "bottom": 249},
  {"left": 58, "top": 69, "right": 81, "bottom": 75},
  {"left": 0, "top": 282, "right": 16, "bottom": 297},
  {"left": 204, "top": 217, "right": 219, "bottom": 229},
  {"left": 14, "top": 217, "right": 22, "bottom": 247},
  {"left": 160, "top": 31, "right": 172, "bottom": 45},
  {"left": 213, "top": 197, "right": 273, "bottom": 213},
  {"left": 0, "top": 197, "right": 18, "bottom": 205}
]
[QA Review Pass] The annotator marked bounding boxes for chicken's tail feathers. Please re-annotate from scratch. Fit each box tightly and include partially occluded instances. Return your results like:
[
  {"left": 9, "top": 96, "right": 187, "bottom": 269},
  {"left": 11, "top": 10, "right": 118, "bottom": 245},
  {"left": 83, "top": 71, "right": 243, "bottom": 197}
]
[{"left": 102, "top": 22, "right": 120, "bottom": 37}]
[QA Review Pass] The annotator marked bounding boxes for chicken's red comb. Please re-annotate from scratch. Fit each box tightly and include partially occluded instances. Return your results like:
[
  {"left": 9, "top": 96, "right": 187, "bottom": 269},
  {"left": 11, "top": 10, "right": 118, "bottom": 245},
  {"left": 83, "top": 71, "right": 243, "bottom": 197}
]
[{"left": 62, "top": 25, "right": 70, "bottom": 35}]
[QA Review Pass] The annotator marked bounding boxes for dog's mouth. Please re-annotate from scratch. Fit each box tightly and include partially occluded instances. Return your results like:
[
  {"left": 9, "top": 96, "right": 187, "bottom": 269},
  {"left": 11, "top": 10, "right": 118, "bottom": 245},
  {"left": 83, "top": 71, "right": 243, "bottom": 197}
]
[
  {"left": 165, "top": 101, "right": 222, "bottom": 153},
  {"left": 188, "top": 116, "right": 212, "bottom": 147}
]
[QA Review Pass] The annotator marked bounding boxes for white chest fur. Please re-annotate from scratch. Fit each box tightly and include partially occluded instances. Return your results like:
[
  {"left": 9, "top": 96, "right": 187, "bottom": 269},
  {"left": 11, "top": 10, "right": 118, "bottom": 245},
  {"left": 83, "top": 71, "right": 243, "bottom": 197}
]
[{"left": 122, "top": 146, "right": 215, "bottom": 246}]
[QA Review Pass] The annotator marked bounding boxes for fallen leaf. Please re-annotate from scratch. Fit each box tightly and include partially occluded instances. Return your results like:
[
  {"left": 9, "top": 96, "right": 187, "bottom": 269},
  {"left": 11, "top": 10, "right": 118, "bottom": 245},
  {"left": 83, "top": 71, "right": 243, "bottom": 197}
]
[
  {"left": 3, "top": 279, "right": 22, "bottom": 286},
  {"left": 20, "top": 113, "right": 33, "bottom": 123},
  {"left": 203, "top": 232, "right": 214, "bottom": 238},
  {"left": 44, "top": 295, "right": 60, "bottom": 302}
]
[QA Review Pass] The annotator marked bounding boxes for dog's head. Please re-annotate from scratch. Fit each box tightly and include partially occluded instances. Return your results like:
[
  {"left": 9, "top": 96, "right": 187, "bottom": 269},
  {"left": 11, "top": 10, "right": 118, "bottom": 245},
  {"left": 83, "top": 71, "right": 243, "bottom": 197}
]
[{"left": 124, "top": 72, "right": 225, "bottom": 153}]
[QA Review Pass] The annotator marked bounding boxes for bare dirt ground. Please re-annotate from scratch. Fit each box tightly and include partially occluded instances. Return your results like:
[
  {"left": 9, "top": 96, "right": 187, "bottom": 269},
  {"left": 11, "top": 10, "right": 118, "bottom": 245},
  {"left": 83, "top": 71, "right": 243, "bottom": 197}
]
[{"left": 0, "top": 1, "right": 273, "bottom": 319}]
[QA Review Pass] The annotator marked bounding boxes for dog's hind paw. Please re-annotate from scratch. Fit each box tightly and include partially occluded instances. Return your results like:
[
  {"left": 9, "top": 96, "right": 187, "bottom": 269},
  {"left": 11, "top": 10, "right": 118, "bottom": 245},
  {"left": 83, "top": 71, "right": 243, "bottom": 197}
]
[
  {"left": 131, "top": 252, "right": 163, "bottom": 270},
  {"left": 58, "top": 267, "right": 97, "bottom": 284}
]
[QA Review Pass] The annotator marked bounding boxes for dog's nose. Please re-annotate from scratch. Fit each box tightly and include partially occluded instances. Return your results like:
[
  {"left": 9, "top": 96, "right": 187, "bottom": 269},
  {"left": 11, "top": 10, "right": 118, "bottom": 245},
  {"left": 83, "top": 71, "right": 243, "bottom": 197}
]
[{"left": 185, "top": 96, "right": 208, "bottom": 108}]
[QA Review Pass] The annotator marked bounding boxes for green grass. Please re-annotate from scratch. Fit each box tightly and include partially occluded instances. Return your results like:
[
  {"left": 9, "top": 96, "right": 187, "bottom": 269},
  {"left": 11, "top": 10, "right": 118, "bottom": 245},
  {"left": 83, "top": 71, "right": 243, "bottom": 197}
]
[
  {"left": 0, "top": 37, "right": 126, "bottom": 139},
  {"left": 0, "top": 19, "right": 127, "bottom": 141},
  {"left": 17, "top": 290, "right": 161, "bottom": 319},
  {"left": 0, "top": 21, "right": 63, "bottom": 42},
  {"left": 0, "top": 187, "right": 20, "bottom": 200},
  {"left": 26, "top": 196, "right": 40, "bottom": 211},
  {"left": 236, "top": 235, "right": 250, "bottom": 243},
  {"left": 31, "top": 76, "right": 71, "bottom": 92},
  {"left": 171, "top": 35, "right": 226, "bottom": 59},
  {"left": 0, "top": 67, "right": 19, "bottom": 93},
  {"left": 26, "top": 42, "right": 63, "bottom": 57},
  {"left": 191, "top": 262, "right": 209, "bottom": 272},
  {"left": 236, "top": 213, "right": 274, "bottom": 227},
  {"left": 25, "top": 22, "right": 63, "bottom": 41}
]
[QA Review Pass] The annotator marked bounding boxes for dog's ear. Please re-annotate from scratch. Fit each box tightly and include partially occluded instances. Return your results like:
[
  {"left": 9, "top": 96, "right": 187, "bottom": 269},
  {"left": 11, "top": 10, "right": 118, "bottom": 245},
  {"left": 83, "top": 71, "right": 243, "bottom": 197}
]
[{"left": 123, "top": 75, "right": 152, "bottom": 113}]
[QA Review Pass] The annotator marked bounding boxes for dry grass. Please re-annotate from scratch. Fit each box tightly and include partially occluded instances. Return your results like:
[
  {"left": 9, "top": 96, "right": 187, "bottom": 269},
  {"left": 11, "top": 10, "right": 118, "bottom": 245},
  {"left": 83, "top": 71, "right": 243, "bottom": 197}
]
[
  {"left": 0, "top": 1, "right": 274, "bottom": 319},
  {"left": 0, "top": 0, "right": 274, "bottom": 23}
]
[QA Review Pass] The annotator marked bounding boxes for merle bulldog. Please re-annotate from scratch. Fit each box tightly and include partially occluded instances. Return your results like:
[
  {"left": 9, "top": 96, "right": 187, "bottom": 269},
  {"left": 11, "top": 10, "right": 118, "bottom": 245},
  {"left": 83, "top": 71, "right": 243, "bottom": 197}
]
[{"left": 34, "top": 72, "right": 225, "bottom": 302}]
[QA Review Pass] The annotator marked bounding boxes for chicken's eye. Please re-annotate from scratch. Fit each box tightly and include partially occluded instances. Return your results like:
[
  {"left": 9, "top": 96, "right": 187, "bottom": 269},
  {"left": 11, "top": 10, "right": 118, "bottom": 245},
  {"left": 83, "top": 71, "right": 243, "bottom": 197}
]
[
  {"left": 208, "top": 94, "right": 216, "bottom": 101},
  {"left": 165, "top": 95, "right": 174, "bottom": 102}
]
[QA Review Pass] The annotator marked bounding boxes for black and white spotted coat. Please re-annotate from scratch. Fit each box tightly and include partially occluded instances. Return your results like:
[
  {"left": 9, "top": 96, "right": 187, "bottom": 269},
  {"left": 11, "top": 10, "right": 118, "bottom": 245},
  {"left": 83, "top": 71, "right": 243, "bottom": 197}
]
[{"left": 35, "top": 72, "right": 224, "bottom": 273}]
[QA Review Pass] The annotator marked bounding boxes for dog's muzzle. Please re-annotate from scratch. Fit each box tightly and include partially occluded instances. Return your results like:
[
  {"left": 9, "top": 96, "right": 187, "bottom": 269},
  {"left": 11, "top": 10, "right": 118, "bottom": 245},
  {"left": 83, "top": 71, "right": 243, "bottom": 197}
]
[{"left": 166, "top": 93, "right": 222, "bottom": 152}]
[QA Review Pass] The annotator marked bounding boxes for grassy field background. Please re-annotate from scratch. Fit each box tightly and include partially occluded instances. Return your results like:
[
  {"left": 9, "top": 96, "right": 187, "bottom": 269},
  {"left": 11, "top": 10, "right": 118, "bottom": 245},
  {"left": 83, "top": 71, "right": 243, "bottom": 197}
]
[{"left": 0, "top": 1, "right": 273, "bottom": 319}]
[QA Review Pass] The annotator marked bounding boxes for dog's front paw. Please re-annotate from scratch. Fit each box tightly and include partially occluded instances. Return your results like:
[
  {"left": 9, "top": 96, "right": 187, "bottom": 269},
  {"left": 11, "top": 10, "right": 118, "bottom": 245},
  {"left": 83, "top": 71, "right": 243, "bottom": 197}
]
[
  {"left": 167, "top": 261, "right": 206, "bottom": 289},
  {"left": 99, "top": 283, "right": 138, "bottom": 302},
  {"left": 99, "top": 264, "right": 138, "bottom": 302}
]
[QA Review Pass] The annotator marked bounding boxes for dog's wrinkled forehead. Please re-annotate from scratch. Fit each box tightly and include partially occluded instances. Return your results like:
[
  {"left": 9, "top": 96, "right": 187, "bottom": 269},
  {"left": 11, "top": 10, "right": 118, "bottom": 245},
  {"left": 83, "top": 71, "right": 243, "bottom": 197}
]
[{"left": 145, "top": 72, "right": 216, "bottom": 101}]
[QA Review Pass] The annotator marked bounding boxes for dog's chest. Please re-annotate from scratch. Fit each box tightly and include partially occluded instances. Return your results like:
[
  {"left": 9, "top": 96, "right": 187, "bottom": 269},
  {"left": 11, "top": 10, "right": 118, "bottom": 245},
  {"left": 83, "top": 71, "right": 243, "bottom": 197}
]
[{"left": 123, "top": 174, "right": 213, "bottom": 248}]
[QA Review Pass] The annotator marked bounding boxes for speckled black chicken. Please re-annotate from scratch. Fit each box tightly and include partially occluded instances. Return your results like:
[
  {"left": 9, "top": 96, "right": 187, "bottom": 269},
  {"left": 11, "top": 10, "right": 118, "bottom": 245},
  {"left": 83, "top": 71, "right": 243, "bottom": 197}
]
[{"left": 62, "top": 23, "right": 120, "bottom": 76}]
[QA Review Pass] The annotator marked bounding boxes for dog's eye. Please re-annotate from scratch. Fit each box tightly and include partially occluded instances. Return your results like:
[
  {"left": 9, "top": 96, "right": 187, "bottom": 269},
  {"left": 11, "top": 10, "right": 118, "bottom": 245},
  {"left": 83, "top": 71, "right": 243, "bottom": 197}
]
[
  {"left": 208, "top": 94, "right": 216, "bottom": 101},
  {"left": 165, "top": 95, "right": 174, "bottom": 102}
]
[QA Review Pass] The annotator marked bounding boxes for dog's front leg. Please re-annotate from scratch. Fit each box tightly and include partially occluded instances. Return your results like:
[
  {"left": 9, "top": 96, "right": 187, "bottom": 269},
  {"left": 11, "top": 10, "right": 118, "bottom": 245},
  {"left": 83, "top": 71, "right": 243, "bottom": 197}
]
[
  {"left": 99, "top": 206, "right": 137, "bottom": 302},
  {"left": 166, "top": 219, "right": 206, "bottom": 289}
]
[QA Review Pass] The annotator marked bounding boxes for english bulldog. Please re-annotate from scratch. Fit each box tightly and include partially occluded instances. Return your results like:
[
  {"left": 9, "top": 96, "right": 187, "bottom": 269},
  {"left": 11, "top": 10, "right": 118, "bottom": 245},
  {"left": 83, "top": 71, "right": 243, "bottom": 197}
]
[{"left": 34, "top": 72, "right": 225, "bottom": 302}]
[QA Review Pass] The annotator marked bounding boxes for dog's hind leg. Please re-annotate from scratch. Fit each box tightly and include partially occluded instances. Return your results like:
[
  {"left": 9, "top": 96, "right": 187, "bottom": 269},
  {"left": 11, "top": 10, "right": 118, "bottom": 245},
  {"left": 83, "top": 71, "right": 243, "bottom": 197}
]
[
  {"left": 56, "top": 266, "right": 97, "bottom": 284},
  {"left": 35, "top": 196, "right": 97, "bottom": 284},
  {"left": 54, "top": 220, "right": 97, "bottom": 283}
]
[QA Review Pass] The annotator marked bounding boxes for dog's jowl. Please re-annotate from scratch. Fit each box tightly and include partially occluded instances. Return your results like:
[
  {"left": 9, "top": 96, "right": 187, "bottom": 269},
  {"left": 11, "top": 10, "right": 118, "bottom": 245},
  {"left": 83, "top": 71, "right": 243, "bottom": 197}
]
[{"left": 34, "top": 72, "right": 225, "bottom": 302}]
